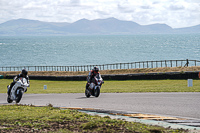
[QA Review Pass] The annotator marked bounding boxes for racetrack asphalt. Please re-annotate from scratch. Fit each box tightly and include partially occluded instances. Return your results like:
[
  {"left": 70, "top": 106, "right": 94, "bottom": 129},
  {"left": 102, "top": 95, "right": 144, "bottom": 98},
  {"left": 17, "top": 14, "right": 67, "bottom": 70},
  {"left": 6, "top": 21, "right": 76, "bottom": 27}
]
[{"left": 0, "top": 92, "right": 200, "bottom": 120}]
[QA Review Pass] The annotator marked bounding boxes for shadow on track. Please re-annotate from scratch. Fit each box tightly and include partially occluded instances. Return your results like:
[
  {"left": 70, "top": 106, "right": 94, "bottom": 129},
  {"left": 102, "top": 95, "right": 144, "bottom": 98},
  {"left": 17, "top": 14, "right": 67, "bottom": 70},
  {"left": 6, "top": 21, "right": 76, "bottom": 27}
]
[{"left": 76, "top": 97, "right": 96, "bottom": 99}]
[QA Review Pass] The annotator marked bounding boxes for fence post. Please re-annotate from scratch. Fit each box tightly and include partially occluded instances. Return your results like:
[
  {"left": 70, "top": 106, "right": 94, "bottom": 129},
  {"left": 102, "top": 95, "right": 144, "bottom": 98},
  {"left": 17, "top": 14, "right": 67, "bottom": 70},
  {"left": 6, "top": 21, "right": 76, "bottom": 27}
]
[
  {"left": 147, "top": 61, "right": 148, "bottom": 68},
  {"left": 171, "top": 60, "right": 172, "bottom": 67}
]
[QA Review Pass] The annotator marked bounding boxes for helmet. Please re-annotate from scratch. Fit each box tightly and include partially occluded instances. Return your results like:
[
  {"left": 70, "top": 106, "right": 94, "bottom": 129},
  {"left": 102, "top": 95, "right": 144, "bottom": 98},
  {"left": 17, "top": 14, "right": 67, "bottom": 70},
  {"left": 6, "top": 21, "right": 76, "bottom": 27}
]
[
  {"left": 93, "top": 66, "right": 99, "bottom": 73},
  {"left": 21, "top": 69, "right": 28, "bottom": 76}
]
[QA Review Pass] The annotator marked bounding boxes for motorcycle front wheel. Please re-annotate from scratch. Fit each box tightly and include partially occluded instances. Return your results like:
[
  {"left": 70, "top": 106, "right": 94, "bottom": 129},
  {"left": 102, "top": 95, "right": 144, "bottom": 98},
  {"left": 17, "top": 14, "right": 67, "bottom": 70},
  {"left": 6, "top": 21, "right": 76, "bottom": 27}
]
[
  {"left": 16, "top": 90, "right": 23, "bottom": 103},
  {"left": 94, "top": 88, "right": 100, "bottom": 97}
]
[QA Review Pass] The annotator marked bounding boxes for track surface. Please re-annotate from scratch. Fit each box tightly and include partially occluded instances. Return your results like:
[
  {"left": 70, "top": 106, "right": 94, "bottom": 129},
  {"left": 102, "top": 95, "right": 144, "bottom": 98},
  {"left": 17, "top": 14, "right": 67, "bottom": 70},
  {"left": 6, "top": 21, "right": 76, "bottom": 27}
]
[{"left": 0, "top": 92, "right": 200, "bottom": 119}]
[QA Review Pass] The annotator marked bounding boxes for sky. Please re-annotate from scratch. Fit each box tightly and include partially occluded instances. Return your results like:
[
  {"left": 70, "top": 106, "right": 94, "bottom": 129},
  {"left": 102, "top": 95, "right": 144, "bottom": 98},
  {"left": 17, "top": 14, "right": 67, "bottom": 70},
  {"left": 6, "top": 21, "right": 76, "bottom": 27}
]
[{"left": 0, "top": 0, "right": 200, "bottom": 28}]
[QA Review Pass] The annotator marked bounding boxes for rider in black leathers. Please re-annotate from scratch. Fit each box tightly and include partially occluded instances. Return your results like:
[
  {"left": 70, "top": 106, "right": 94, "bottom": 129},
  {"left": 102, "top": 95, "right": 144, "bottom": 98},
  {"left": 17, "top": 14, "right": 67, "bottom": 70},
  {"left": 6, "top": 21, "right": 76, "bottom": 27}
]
[
  {"left": 86, "top": 66, "right": 102, "bottom": 91},
  {"left": 7, "top": 69, "right": 30, "bottom": 96}
]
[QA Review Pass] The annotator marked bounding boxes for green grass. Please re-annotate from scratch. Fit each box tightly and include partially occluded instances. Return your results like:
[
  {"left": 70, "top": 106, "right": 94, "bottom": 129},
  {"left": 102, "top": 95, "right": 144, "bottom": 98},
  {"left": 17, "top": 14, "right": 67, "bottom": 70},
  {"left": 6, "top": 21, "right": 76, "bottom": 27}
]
[
  {"left": 1, "top": 79, "right": 200, "bottom": 93},
  {"left": 0, "top": 105, "right": 187, "bottom": 133}
]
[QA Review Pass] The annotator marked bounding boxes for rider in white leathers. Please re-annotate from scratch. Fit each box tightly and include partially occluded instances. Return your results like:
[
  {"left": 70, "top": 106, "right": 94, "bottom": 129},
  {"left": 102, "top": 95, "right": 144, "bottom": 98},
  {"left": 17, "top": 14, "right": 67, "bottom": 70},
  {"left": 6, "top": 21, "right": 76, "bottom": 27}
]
[{"left": 8, "top": 69, "right": 29, "bottom": 99}]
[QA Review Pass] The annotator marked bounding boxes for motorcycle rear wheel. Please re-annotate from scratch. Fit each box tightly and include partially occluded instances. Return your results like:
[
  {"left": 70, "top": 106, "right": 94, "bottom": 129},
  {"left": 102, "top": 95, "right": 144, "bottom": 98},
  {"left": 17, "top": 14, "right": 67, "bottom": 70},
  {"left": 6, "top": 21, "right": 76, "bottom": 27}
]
[
  {"left": 85, "top": 84, "right": 91, "bottom": 98},
  {"left": 85, "top": 89, "right": 91, "bottom": 98},
  {"left": 7, "top": 96, "right": 13, "bottom": 103}
]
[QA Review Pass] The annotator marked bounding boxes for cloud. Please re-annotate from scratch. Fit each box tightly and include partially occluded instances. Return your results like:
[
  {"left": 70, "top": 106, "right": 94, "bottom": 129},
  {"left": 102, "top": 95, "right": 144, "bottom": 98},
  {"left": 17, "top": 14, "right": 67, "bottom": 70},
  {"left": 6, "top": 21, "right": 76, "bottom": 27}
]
[
  {"left": 0, "top": 0, "right": 199, "bottom": 28},
  {"left": 140, "top": 5, "right": 152, "bottom": 9},
  {"left": 169, "top": 4, "right": 185, "bottom": 10},
  {"left": 117, "top": 4, "right": 135, "bottom": 13},
  {"left": 168, "top": 1, "right": 185, "bottom": 10},
  {"left": 70, "top": 0, "right": 81, "bottom": 6}
]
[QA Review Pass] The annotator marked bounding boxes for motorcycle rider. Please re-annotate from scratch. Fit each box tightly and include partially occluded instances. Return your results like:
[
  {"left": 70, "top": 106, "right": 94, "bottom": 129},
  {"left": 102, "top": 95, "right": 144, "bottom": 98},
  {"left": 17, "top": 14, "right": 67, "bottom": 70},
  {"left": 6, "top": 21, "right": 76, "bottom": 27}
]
[
  {"left": 87, "top": 66, "right": 102, "bottom": 92},
  {"left": 7, "top": 69, "right": 30, "bottom": 97}
]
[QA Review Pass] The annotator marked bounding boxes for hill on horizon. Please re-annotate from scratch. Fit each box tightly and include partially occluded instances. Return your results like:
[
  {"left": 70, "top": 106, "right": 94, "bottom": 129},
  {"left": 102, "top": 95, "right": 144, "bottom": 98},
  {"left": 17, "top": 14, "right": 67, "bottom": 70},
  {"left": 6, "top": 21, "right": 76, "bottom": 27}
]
[{"left": 0, "top": 18, "right": 199, "bottom": 35}]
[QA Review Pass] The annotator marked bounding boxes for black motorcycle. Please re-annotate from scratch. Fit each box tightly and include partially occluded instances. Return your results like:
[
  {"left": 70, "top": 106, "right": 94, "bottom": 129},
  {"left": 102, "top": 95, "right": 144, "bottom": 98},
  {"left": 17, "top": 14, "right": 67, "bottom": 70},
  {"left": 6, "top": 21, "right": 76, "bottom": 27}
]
[{"left": 85, "top": 76, "right": 104, "bottom": 98}]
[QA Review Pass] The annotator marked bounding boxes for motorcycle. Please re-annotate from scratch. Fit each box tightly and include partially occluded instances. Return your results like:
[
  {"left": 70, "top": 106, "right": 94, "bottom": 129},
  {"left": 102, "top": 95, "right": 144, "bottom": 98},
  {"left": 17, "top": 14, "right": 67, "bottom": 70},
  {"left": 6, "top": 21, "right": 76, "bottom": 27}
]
[
  {"left": 85, "top": 75, "right": 104, "bottom": 98},
  {"left": 7, "top": 77, "right": 29, "bottom": 103}
]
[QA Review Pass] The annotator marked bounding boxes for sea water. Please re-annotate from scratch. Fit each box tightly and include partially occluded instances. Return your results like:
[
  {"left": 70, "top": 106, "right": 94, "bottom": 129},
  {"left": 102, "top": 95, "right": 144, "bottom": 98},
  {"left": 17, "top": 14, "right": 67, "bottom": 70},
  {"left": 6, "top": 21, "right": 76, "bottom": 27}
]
[{"left": 0, "top": 34, "right": 200, "bottom": 67}]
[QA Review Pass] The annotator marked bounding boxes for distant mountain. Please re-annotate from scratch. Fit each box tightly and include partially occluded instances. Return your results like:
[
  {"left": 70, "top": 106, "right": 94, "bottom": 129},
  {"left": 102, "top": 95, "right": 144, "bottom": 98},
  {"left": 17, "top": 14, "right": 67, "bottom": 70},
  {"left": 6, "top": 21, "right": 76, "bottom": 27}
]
[
  {"left": 174, "top": 24, "right": 200, "bottom": 33},
  {"left": 0, "top": 19, "right": 70, "bottom": 35},
  {"left": 143, "top": 24, "right": 173, "bottom": 34},
  {"left": 62, "top": 17, "right": 141, "bottom": 34},
  {"left": 0, "top": 18, "right": 199, "bottom": 35}
]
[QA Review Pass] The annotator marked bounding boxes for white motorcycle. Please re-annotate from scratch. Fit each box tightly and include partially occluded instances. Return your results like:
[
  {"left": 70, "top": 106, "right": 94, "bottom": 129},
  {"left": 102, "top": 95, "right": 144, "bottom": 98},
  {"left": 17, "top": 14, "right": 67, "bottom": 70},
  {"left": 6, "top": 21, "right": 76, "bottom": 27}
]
[
  {"left": 85, "top": 75, "right": 104, "bottom": 98},
  {"left": 7, "top": 77, "right": 29, "bottom": 103}
]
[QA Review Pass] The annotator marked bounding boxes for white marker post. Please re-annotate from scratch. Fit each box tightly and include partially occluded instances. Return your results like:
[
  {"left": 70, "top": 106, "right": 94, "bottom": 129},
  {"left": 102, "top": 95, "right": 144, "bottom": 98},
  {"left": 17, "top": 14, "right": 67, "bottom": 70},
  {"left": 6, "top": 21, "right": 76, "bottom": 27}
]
[
  {"left": 44, "top": 85, "right": 47, "bottom": 90},
  {"left": 187, "top": 79, "right": 193, "bottom": 87}
]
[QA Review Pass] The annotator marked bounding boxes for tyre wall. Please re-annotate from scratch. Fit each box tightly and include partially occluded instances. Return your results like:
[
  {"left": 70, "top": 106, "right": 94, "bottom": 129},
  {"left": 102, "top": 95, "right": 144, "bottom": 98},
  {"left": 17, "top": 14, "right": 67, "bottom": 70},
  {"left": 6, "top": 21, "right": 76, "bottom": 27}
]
[{"left": 4, "top": 71, "right": 200, "bottom": 81}]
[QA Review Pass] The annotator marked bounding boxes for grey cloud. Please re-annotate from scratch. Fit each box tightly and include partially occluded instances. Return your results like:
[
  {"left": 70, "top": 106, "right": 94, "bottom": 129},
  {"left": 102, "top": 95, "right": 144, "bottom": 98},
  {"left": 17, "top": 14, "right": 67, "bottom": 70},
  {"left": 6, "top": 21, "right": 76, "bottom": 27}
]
[
  {"left": 187, "top": 0, "right": 200, "bottom": 3},
  {"left": 95, "top": 10, "right": 109, "bottom": 16},
  {"left": 117, "top": 4, "right": 135, "bottom": 13},
  {"left": 152, "top": 1, "right": 159, "bottom": 4},
  {"left": 140, "top": 5, "right": 152, "bottom": 9},
  {"left": 169, "top": 4, "right": 185, "bottom": 10},
  {"left": 70, "top": 0, "right": 81, "bottom": 6}
]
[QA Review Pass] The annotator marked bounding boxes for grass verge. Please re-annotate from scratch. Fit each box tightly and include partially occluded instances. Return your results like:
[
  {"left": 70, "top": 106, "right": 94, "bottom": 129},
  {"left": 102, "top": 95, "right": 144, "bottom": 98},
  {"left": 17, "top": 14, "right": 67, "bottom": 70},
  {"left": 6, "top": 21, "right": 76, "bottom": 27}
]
[
  {"left": 0, "top": 79, "right": 200, "bottom": 93},
  {"left": 0, "top": 105, "right": 187, "bottom": 133}
]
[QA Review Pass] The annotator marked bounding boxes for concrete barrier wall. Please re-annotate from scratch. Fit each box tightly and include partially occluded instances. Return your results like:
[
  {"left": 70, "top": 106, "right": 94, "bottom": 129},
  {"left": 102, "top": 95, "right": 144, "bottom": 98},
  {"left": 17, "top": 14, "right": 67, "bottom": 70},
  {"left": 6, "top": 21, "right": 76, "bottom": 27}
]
[{"left": 4, "top": 71, "right": 200, "bottom": 81}]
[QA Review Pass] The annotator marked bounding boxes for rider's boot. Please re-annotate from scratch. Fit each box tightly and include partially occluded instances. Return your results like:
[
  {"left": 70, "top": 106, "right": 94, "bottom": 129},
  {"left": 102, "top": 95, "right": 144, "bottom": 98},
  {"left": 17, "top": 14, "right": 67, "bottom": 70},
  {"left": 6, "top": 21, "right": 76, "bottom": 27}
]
[{"left": 7, "top": 85, "right": 11, "bottom": 96}]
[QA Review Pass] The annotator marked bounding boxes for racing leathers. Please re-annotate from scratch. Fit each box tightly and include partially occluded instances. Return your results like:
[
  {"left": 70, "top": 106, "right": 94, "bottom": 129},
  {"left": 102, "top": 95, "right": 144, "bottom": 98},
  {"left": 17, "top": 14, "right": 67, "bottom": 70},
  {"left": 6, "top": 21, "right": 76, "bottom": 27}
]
[
  {"left": 87, "top": 70, "right": 102, "bottom": 90},
  {"left": 7, "top": 74, "right": 30, "bottom": 97}
]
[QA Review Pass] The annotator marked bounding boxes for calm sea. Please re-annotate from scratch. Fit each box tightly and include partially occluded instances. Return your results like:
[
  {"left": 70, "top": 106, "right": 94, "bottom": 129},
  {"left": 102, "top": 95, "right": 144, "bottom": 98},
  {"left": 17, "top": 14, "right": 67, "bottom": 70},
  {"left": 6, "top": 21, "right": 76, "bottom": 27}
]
[{"left": 0, "top": 34, "right": 200, "bottom": 67}]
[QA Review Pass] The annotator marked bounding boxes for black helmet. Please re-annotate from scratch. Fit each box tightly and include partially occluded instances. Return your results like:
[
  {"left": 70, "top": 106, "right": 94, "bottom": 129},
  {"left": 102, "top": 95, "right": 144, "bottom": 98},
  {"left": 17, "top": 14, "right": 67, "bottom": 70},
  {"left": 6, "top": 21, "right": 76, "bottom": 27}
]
[
  {"left": 21, "top": 69, "right": 28, "bottom": 76},
  {"left": 93, "top": 66, "right": 99, "bottom": 73}
]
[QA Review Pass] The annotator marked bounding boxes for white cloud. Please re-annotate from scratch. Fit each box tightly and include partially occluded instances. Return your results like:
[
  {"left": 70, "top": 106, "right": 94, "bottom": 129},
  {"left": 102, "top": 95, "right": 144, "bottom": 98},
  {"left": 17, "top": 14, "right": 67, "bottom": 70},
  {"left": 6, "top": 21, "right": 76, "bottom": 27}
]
[{"left": 0, "top": 0, "right": 199, "bottom": 28}]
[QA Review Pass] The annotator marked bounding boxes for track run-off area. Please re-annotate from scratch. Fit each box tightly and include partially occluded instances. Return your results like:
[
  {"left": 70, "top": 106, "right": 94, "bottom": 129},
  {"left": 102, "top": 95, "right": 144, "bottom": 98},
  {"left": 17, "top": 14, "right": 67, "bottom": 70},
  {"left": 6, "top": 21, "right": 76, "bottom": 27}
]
[{"left": 0, "top": 92, "right": 200, "bottom": 131}]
